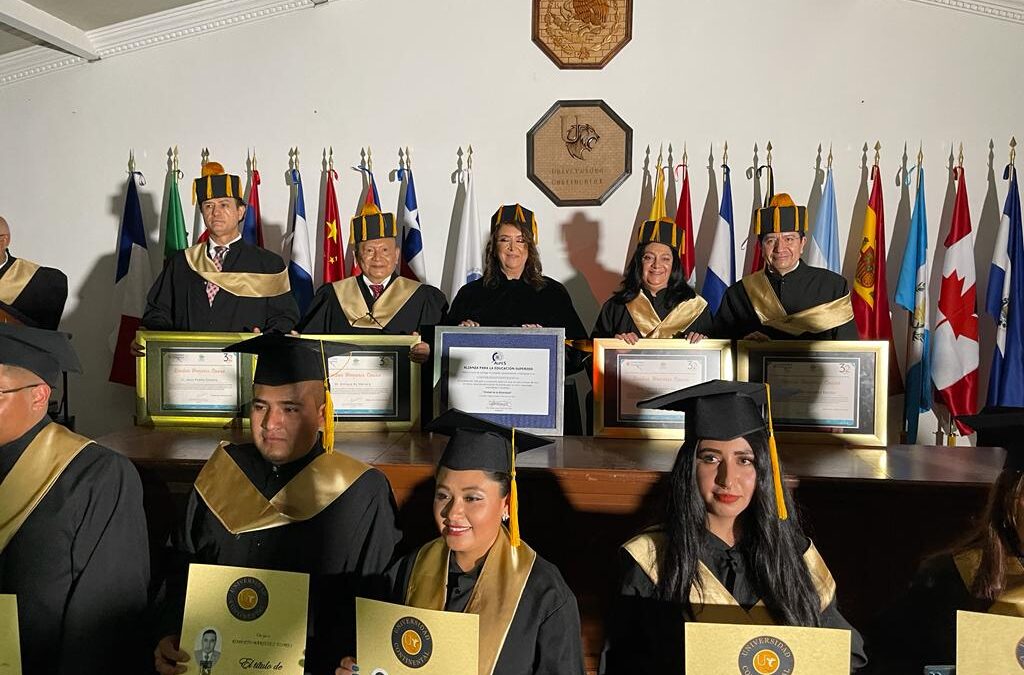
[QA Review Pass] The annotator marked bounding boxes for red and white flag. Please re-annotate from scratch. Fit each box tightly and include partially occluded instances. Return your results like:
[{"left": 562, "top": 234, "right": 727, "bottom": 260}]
[{"left": 109, "top": 172, "right": 152, "bottom": 385}]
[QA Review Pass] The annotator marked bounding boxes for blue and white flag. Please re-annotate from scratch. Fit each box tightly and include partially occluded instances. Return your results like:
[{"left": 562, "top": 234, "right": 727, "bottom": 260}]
[
  {"left": 702, "top": 163, "right": 735, "bottom": 313},
  {"left": 284, "top": 168, "right": 314, "bottom": 315},
  {"left": 986, "top": 164, "right": 1024, "bottom": 406},
  {"left": 397, "top": 167, "right": 427, "bottom": 283},
  {"left": 894, "top": 168, "right": 932, "bottom": 442},
  {"left": 805, "top": 167, "right": 840, "bottom": 273},
  {"left": 449, "top": 167, "right": 483, "bottom": 297}
]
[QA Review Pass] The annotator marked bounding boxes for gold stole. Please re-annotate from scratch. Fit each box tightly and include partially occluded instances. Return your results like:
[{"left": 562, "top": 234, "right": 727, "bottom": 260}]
[
  {"left": 954, "top": 548, "right": 1024, "bottom": 616},
  {"left": 0, "top": 423, "right": 93, "bottom": 551},
  {"left": 332, "top": 276, "right": 421, "bottom": 330},
  {"left": 625, "top": 293, "right": 708, "bottom": 338},
  {"left": 0, "top": 257, "right": 41, "bottom": 305},
  {"left": 623, "top": 531, "right": 836, "bottom": 624},
  {"left": 183, "top": 243, "right": 290, "bottom": 298},
  {"left": 740, "top": 270, "right": 854, "bottom": 336},
  {"left": 194, "top": 442, "right": 370, "bottom": 535},
  {"left": 406, "top": 529, "right": 537, "bottom": 675}
]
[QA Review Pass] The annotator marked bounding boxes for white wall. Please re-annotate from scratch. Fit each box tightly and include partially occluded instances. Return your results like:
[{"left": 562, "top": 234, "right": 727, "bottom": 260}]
[{"left": 2, "top": 0, "right": 1022, "bottom": 442}]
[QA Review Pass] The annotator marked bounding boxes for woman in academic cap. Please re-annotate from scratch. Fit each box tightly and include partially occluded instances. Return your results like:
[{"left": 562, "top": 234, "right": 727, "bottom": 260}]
[
  {"left": 446, "top": 204, "right": 587, "bottom": 339},
  {"left": 602, "top": 381, "right": 866, "bottom": 674},
  {"left": 592, "top": 218, "right": 713, "bottom": 343},
  {"left": 338, "top": 409, "right": 585, "bottom": 675}
]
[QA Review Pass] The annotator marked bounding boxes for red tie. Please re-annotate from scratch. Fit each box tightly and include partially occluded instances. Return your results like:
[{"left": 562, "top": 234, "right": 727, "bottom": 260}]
[
  {"left": 370, "top": 283, "right": 384, "bottom": 299},
  {"left": 206, "top": 246, "right": 227, "bottom": 305}
]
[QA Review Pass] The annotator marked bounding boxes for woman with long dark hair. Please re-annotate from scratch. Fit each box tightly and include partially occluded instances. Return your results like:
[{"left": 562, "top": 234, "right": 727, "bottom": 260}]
[
  {"left": 592, "top": 218, "right": 713, "bottom": 342},
  {"left": 602, "top": 381, "right": 866, "bottom": 674}
]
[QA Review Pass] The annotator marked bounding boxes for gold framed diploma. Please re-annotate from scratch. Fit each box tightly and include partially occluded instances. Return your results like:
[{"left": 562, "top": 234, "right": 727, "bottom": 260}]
[
  {"left": 685, "top": 622, "right": 851, "bottom": 674},
  {"left": 593, "top": 338, "right": 733, "bottom": 439},
  {"left": 0, "top": 595, "right": 20, "bottom": 674},
  {"left": 135, "top": 331, "right": 256, "bottom": 428},
  {"left": 356, "top": 598, "right": 478, "bottom": 674},
  {"left": 737, "top": 340, "right": 889, "bottom": 447},
  {"left": 180, "top": 564, "right": 308, "bottom": 675},
  {"left": 956, "top": 610, "right": 1024, "bottom": 674}
]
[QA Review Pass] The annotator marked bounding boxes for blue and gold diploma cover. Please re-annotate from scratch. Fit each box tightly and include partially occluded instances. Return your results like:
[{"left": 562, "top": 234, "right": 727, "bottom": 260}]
[
  {"left": 956, "top": 610, "right": 1024, "bottom": 674},
  {"left": 0, "top": 595, "right": 20, "bottom": 674},
  {"left": 356, "top": 598, "right": 478, "bottom": 674},
  {"left": 685, "top": 622, "right": 851, "bottom": 674},
  {"left": 180, "top": 564, "right": 309, "bottom": 674}
]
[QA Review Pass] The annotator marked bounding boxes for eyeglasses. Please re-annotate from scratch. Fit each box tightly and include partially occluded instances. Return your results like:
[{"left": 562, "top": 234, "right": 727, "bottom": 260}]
[
  {"left": 0, "top": 382, "right": 45, "bottom": 396},
  {"left": 496, "top": 236, "right": 528, "bottom": 246}
]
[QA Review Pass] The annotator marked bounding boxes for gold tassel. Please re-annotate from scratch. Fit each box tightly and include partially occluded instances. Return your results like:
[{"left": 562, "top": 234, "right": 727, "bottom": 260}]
[
  {"left": 362, "top": 220, "right": 367, "bottom": 241},
  {"left": 532, "top": 215, "right": 538, "bottom": 244},
  {"left": 319, "top": 340, "right": 335, "bottom": 453},
  {"left": 773, "top": 206, "right": 781, "bottom": 233},
  {"left": 225, "top": 176, "right": 233, "bottom": 198},
  {"left": 206, "top": 176, "right": 213, "bottom": 200},
  {"left": 764, "top": 383, "right": 788, "bottom": 520},
  {"left": 509, "top": 427, "right": 521, "bottom": 547},
  {"left": 191, "top": 179, "right": 197, "bottom": 205},
  {"left": 755, "top": 210, "right": 762, "bottom": 236}
]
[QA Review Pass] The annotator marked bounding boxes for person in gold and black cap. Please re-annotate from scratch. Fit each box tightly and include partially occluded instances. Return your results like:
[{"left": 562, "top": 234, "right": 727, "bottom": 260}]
[
  {"left": 447, "top": 204, "right": 586, "bottom": 338},
  {"left": 712, "top": 194, "right": 857, "bottom": 341},
  {"left": 0, "top": 215, "right": 69, "bottom": 329},
  {"left": 592, "top": 217, "right": 714, "bottom": 343},
  {"left": 153, "top": 333, "right": 401, "bottom": 675},
  {"left": 143, "top": 162, "right": 298, "bottom": 334},
  {"left": 602, "top": 380, "right": 866, "bottom": 674}
]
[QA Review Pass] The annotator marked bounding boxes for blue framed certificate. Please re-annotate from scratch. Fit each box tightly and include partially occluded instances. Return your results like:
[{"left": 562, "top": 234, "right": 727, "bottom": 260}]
[{"left": 434, "top": 327, "right": 565, "bottom": 435}]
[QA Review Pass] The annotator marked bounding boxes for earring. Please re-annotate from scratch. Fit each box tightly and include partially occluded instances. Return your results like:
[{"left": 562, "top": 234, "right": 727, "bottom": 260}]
[{"left": 502, "top": 513, "right": 509, "bottom": 522}]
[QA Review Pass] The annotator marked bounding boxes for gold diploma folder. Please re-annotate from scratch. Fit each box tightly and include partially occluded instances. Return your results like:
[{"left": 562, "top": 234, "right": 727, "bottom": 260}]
[
  {"left": 684, "top": 621, "right": 851, "bottom": 674},
  {"left": 180, "top": 564, "right": 309, "bottom": 675},
  {"left": 956, "top": 610, "right": 1024, "bottom": 674},
  {"left": 356, "top": 597, "right": 478, "bottom": 674},
  {"left": 0, "top": 595, "right": 20, "bottom": 674}
]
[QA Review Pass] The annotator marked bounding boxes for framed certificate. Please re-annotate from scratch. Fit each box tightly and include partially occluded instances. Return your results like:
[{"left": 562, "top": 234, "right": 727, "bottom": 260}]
[
  {"left": 593, "top": 338, "right": 733, "bottom": 439},
  {"left": 737, "top": 340, "right": 889, "bottom": 447},
  {"left": 356, "top": 598, "right": 478, "bottom": 674},
  {"left": 434, "top": 327, "right": 565, "bottom": 435},
  {"left": 0, "top": 595, "right": 19, "bottom": 674},
  {"left": 136, "top": 331, "right": 256, "bottom": 427},
  {"left": 685, "top": 622, "right": 851, "bottom": 674}
]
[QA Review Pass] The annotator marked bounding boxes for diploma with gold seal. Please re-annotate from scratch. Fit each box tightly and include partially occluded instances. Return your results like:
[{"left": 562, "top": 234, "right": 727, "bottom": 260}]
[
  {"left": 356, "top": 597, "right": 478, "bottom": 674},
  {"left": 180, "top": 564, "right": 308, "bottom": 674},
  {"left": 0, "top": 595, "right": 20, "bottom": 674}
]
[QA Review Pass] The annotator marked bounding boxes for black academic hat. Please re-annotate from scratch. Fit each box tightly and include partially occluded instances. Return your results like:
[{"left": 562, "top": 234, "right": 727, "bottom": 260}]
[
  {"left": 350, "top": 203, "right": 398, "bottom": 244},
  {"left": 638, "top": 380, "right": 789, "bottom": 520},
  {"left": 636, "top": 217, "right": 684, "bottom": 258},
  {"left": 957, "top": 407, "right": 1024, "bottom": 470},
  {"left": 0, "top": 323, "right": 80, "bottom": 386},
  {"left": 754, "top": 193, "right": 808, "bottom": 238},
  {"left": 490, "top": 203, "right": 539, "bottom": 244},
  {"left": 192, "top": 161, "right": 243, "bottom": 205}
]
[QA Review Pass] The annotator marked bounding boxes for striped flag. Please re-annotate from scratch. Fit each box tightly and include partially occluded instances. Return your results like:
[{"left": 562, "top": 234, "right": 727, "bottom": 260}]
[
  {"left": 241, "top": 167, "right": 263, "bottom": 247},
  {"left": 162, "top": 168, "right": 187, "bottom": 260},
  {"left": 649, "top": 158, "right": 667, "bottom": 220},
  {"left": 805, "top": 167, "right": 840, "bottom": 273},
  {"left": 933, "top": 165, "right": 979, "bottom": 434},
  {"left": 702, "top": 162, "right": 735, "bottom": 313},
  {"left": 284, "top": 168, "right": 314, "bottom": 315},
  {"left": 397, "top": 166, "right": 427, "bottom": 283},
  {"left": 675, "top": 164, "right": 697, "bottom": 287},
  {"left": 109, "top": 172, "right": 152, "bottom": 385},
  {"left": 985, "top": 163, "right": 1024, "bottom": 406}
]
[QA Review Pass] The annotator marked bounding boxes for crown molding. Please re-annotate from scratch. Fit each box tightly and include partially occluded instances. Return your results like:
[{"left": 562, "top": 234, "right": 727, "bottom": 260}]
[
  {"left": 0, "top": 0, "right": 321, "bottom": 88},
  {"left": 904, "top": 0, "right": 1024, "bottom": 24}
]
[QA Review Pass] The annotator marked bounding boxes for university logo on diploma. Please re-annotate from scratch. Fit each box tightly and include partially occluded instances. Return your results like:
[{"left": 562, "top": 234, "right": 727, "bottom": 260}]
[
  {"left": 356, "top": 598, "right": 478, "bottom": 674},
  {"left": 180, "top": 564, "right": 308, "bottom": 674},
  {"left": 684, "top": 622, "right": 850, "bottom": 675},
  {"left": 0, "top": 595, "right": 20, "bottom": 674}
]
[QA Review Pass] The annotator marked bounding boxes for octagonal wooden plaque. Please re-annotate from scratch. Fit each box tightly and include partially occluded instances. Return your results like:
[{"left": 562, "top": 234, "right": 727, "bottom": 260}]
[{"left": 532, "top": 0, "right": 633, "bottom": 69}]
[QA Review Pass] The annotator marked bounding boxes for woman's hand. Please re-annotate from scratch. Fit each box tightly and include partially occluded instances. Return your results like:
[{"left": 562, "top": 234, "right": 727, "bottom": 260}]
[
  {"left": 458, "top": 319, "right": 480, "bottom": 327},
  {"left": 154, "top": 635, "right": 188, "bottom": 675},
  {"left": 409, "top": 332, "right": 430, "bottom": 364},
  {"left": 685, "top": 332, "right": 706, "bottom": 343},
  {"left": 336, "top": 655, "right": 358, "bottom": 675},
  {"left": 615, "top": 332, "right": 640, "bottom": 345},
  {"left": 521, "top": 323, "right": 542, "bottom": 328}
]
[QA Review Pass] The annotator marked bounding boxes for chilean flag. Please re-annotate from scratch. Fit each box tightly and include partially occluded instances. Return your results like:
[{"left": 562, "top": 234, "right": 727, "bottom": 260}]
[
  {"left": 109, "top": 172, "right": 152, "bottom": 385},
  {"left": 397, "top": 166, "right": 427, "bottom": 283}
]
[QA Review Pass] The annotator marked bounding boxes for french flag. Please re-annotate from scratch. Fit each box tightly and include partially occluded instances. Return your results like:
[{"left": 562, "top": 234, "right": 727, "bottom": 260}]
[
  {"left": 109, "top": 172, "right": 152, "bottom": 385},
  {"left": 398, "top": 166, "right": 427, "bottom": 283},
  {"left": 702, "top": 163, "right": 735, "bottom": 313},
  {"left": 284, "top": 168, "right": 314, "bottom": 315}
]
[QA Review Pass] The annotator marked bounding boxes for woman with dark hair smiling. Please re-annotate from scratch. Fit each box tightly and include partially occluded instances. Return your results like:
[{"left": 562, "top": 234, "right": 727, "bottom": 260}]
[
  {"left": 601, "top": 381, "right": 866, "bottom": 674},
  {"left": 592, "top": 218, "right": 713, "bottom": 343}
]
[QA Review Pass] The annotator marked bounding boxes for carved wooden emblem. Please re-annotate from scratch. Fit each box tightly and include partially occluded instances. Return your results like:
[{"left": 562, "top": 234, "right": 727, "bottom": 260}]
[{"left": 532, "top": 0, "right": 632, "bottom": 69}]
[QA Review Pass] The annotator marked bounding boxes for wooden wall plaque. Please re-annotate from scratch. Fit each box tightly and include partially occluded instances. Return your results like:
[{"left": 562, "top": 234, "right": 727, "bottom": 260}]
[{"left": 532, "top": 0, "right": 633, "bottom": 69}]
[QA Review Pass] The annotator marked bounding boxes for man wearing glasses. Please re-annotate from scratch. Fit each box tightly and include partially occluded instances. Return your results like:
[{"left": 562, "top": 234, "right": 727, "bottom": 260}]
[
  {"left": 713, "top": 194, "right": 857, "bottom": 341},
  {"left": 0, "top": 215, "right": 69, "bottom": 329}
]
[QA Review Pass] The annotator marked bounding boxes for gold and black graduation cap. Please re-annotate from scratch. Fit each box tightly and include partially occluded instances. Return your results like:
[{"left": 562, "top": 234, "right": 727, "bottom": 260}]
[
  {"left": 0, "top": 323, "right": 81, "bottom": 387},
  {"left": 490, "top": 203, "right": 538, "bottom": 243},
  {"left": 638, "top": 380, "right": 789, "bottom": 520},
  {"left": 192, "top": 161, "right": 243, "bottom": 205},
  {"left": 636, "top": 217, "right": 684, "bottom": 257},
  {"left": 754, "top": 193, "right": 809, "bottom": 238},
  {"left": 426, "top": 408, "right": 552, "bottom": 546},
  {"left": 957, "top": 407, "right": 1024, "bottom": 470},
  {"left": 350, "top": 203, "right": 398, "bottom": 244}
]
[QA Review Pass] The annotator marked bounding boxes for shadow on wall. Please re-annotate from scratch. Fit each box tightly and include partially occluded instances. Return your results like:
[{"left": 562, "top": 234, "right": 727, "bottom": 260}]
[
  {"left": 693, "top": 148, "right": 721, "bottom": 292},
  {"left": 741, "top": 144, "right": 763, "bottom": 274},
  {"left": 623, "top": 146, "right": 654, "bottom": 274},
  {"left": 559, "top": 211, "right": 622, "bottom": 333},
  {"left": 842, "top": 144, "right": 871, "bottom": 281}
]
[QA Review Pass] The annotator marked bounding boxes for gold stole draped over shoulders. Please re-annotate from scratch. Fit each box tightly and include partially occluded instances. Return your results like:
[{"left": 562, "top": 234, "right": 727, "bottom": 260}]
[
  {"left": 624, "top": 293, "right": 708, "bottom": 339},
  {"left": 183, "top": 243, "right": 290, "bottom": 298},
  {"left": 622, "top": 531, "right": 837, "bottom": 624},
  {"left": 740, "top": 270, "right": 854, "bottom": 336},
  {"left": 194, "top": 442, "right": 370, "bottom": 535},
  {"left": 953, "top": 548, "right": 1024, "bottom": 616},
  {"left": 406, "top": 529, "right": 537, "bottom": 675},
  {"left": 0, "top": 257, "right": 41, "bottom": 305},
  {"left": 0, "top": 422, "right": 93, "bottom": 551},
  {"left": 332, "top": 276, "right": 421, "bottom": 330}
]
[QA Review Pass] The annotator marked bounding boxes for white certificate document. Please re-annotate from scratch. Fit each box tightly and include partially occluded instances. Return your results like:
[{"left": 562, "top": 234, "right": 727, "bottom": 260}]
[
  {"left": 328, "top": 353, "right": 397, "bottom": 416},
  {"left": 162, "top": 350, "right": 240, "bottom": 411},
  {"left": 766, "top": 359, "right": 859, "bottom": 427},
  {"left": 617, "top": 355, "right": 707, "bottom": 422},
  {"left": 447, "top": 347, "right": 550, "bottom": 415}
]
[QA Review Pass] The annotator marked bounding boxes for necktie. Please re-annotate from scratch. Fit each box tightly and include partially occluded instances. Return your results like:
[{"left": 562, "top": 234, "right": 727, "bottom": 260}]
[
  {"left": 206, "top": 245, "right": 228, "bottom": 305},
  {"left": 370, "top": 283, "right": 385, "bottom": 299}
]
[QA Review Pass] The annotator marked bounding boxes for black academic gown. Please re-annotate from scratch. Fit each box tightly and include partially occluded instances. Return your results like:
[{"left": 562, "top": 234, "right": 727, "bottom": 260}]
[
  {"left": 0, "top": 252, "right": 68, "bottom": 329},
  {"left": 163, "top": 441, "right": 401, "bottom": 675},
  {"left": 388, "top": 545, "right": 585, "bottom": 675},
  {"left": 447, "top": 275, "right": 587, "bottom": 339},
  {"left": 712, "top": 262, "right": 859, "bottom": 340},
  {"left": 143, "top": 240, "right": 299, "bottom": 332},
  {"left": 602, "top": 533, "right": 867, "bottom": 675},
  {"left": 592, "top": 287, "right": 715, "bottom": 338},
  {"left": 297, "top": 274, "right": 448, "bottom": 334},
  {"left": 0, "top": 418, "right": 150, "bottom": 675}
]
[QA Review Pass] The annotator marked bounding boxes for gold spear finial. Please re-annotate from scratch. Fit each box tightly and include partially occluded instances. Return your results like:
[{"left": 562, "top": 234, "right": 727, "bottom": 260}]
[
  {"left": 766, "top": 141, "right": 773, "bottom": 166},
  {"left": 958, "top": 142, "right": 964, "bottom": 168},
  {"left": 723, "top": 140, "right": 729, "bottom": 166},
  {"left": 1011, "top": 136, "right": 1017, "bottom": 167},
  {"left": 405, "top": 146, "right": 412, "bottom": 170},
  {"left": 874, "top": 141, "right": 881, "bottom": 167},
  {"left": 827, "top": 143, "right": 833, "bottom": 170}
]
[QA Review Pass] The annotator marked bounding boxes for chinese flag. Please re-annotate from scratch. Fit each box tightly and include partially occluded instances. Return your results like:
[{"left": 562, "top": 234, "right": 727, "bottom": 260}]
[
  {"left": 676, "top": 166, "right": 697, "bottom": 286},
  {"left": 322, "top": 169, "right": 345, "bottom": 283}
]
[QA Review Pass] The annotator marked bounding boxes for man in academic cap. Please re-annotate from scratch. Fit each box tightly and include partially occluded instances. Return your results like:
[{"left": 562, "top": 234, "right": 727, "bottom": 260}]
[
  {"left": 712, "top": 194, "right": 858, "bottom": 340},
  {"left": 0, "top": 215, "right": 69, "bottom": 329},
  {"left": 142, "top": 162, "right": 299, "bottom": 333},
  {"left": 0, "top": 323, "right": 149, "bottom": 675},
  {"left": 154, "top": 333, "right": 402, "bottom": 675}
]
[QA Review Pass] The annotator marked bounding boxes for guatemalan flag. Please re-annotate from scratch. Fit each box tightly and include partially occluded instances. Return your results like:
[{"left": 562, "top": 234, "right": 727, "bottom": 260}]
[
  {"left": 284, "top": 168, "right": 314, "bottom": 315},
  {"left": 894, "top": 168, "right": 932, "bottom": 442},
  {"left": 397, "top": 166, "right": 427, "bottom": 283},
  {"left": 702, "top": 163, "right": 735, "bottom": 313},
  {"left": 805, "top": 166, "right": 840, "bottom": 273},
  {"left": 985, "top": 163, "right": 1024, "bottom": 406},
  {"left": 109, "top": 172, "right": 153, "bottom": 385}
]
